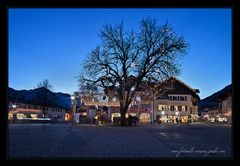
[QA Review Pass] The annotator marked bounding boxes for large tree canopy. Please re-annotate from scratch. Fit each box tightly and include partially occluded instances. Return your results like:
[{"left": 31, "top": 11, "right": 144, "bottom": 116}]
[{"left": 78, "top": 18, "right": 188, "bottom": 125}]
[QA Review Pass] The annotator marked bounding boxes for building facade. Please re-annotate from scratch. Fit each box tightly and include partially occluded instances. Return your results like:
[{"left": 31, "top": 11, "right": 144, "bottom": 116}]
[
  {"left": 74, "top": 77, "right": 200, "bottom": 124},
  {"left": 154, "top": 77, "right": 200, "bottom": 123},
  {"left": 8, "top": 102, "right": 67, "bottom": 121},
  {"left": 199, "top": 84, "right": 231, "bottom": 123}
]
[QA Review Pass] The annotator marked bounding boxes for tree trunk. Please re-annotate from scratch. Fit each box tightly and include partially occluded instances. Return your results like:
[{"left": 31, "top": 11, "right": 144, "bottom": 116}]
[
  {"left": 120, "top": 112, "right": 127, "bottom": 126},
  {"left": 120, "top": 105, "right": 129, "bottom": 126}
]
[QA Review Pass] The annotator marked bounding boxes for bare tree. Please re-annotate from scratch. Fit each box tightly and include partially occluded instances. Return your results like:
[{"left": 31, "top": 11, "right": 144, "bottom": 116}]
[
  {"left": 37, "top": 79, "right": 53, "bottom": 91},
  {"left": 78, "top": 18, "right": 188, "bottom": 125},
  {"left": 35, "top": 79, "right": 54, "bottom": 118}
]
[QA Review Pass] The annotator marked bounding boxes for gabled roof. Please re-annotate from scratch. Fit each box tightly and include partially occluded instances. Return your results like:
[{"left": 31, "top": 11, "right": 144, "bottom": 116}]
[
  {"left": 157, "top": 76, "right": 199, "bottom": 93},
  {"left": 154, "top": 76, "right": 200, "bottom": 100}
]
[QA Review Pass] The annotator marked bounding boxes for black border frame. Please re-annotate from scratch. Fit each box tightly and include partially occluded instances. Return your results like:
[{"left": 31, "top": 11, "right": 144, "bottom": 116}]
[{"left": 0, "top": 0, "right": 239, "bottom": 161}]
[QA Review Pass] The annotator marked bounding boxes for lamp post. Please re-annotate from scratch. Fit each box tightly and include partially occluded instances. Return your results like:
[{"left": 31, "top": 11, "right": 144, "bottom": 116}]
[{"left": 71, "top": 95, "right": 76, "bottom": 126}]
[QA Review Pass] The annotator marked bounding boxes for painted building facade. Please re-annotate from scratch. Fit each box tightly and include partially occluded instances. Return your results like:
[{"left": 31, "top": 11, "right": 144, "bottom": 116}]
[{"left": 74, "top": 77, "right": 200, "bottom": 124}]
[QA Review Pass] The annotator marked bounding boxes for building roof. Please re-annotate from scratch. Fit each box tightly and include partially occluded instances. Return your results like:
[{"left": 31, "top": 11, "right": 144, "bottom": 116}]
[
  {"left": 154, "top": 76, "right": 200, "bottom": 100},
  {"left": 9, "top": 108, "right": 42, "bottom": 114}
]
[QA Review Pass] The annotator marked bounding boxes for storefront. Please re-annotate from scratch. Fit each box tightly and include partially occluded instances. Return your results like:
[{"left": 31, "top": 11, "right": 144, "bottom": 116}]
[
  {"left": 157, "top": 115, "right": 189, "bottom": 123},
  {"left": 139, "top": 113, "right": 150, "bottom": 123}
]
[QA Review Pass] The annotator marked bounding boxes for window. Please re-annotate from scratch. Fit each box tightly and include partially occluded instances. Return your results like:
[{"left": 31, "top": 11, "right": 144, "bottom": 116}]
[
  {"left": 158, "top": 105, "right": 165, "bottom": 111},
  {"left": 184, "top": 96, "right": 187, "bottom": 101},
  {"left": 166, "top": 105, "right": 170, "bottom": 111},
  {"left": 169, "top": 96, "right": 173, "bottom": 101},
  {"left": 173, "top": 96, "right": 178, "bottom": 101},
  {"left": 170, "top": 105, "right": 174, "bottom": 111},
  {"left": 174, "top": 105, "right": 178, "bottom": 111},
  {"left": 178, "top": 106, "right": 182, "bottom": 111},
  {"left": 180, "top": 96, "right": 185, "bottom": 101},
  {"left": 184, "top": 106, "right": 187, "bottom": 112}
]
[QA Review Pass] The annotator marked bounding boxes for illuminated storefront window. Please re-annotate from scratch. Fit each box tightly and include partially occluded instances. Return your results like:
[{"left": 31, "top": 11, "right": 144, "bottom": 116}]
[
  {"left": 158, "top": 105, "right": 165, "bottom": 111},
  {"left": 31, "top": 114, "right": 38, "bottom": 119},
  {"left": 8, "top": 113, "right": 13, "bottom": 120},
  {"left": 174, "top": 105, "right": 178, "bottom": 111},
  {"left": 139, "top": 113, "right": 150, "bottom": 123},
  {"left": 17, "top": 113, "right": 27, "bottom": 119},
  {"left": 111, "top": 113, "right": 121, "bottom": 121}
]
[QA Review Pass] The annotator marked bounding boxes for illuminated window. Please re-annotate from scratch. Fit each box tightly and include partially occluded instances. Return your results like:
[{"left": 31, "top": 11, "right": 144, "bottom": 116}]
[
  {"left": 81, "top": 112, "right": 87, "bottom": 116},
  {"left": 158, "top": 105, "right": 166, "bottom": 111},
  {"left": 174, "top": 105, "right": 178, "bottom": 111},
  {"left": 17, "top": 113, "right": 26, "bottom": 119},
  {"left": 182, "top": 106, "right": 187, "bottom": 112},
  {"left": 31, "top": 114, "right": 38, "bottom": 119},
  {"left": 8, "top": 113, "right": 13, "bottom": 120}
]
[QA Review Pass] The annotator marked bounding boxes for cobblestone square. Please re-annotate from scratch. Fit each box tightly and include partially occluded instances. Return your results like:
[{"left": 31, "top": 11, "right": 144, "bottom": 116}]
[{"left": 8, "top": 123, "right": 232, "bottom": 159}]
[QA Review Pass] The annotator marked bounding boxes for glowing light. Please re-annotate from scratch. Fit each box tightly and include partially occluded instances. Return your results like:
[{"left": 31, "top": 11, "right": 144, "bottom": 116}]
[
  {"left": 131, "top": 87, "right": 135, "bottom": 91},
  {"left": 71, "top": 96, "right": 75, "bottom": 100},
  {"left": 115, "top": 82, "right": 120, "bottom": 87},
  {"left": 136, "top": 96, "right": 141, "bottom": 102},
  {"left": 175, "top": 111, "right": 179, "bottom": 115},
  {"left": 112, "top": 97, "right": 117, "bottom": 102},
  {"left": 162, "top": 111, "right": 165, "bottom": 115},
  {"left": 12, "top": 105, "right": 16, "bottom": 108}
]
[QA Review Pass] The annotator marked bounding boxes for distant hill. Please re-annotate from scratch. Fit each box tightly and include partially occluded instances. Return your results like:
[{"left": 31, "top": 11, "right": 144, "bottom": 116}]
[
  {"left": 199, "top": 84, "right": 232, "bottom": 111},
  {"left": 8, "top": 87, "right": 71, "bottom": 110}
]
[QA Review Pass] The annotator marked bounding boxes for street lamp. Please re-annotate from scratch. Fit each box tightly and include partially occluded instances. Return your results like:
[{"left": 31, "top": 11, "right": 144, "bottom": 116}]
[{"left": 71, "top": 95, "right": 76, "bottom": 126}]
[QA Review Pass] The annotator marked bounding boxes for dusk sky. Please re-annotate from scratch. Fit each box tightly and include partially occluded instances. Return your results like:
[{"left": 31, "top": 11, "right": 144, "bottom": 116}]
[{"left": 8, "top": 8, "right": 231, "bottom": 99}]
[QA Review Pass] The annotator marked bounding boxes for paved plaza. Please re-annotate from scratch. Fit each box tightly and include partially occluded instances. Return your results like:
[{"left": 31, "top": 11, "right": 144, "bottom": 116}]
[{"left": 8, "top": 123, "right": 232, "bottom": 159}]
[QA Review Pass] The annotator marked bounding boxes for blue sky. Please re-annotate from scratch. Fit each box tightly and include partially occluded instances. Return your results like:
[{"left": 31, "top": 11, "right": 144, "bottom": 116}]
[{"left": 8, "top": 8, "right": 232, "bottom": 99}]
